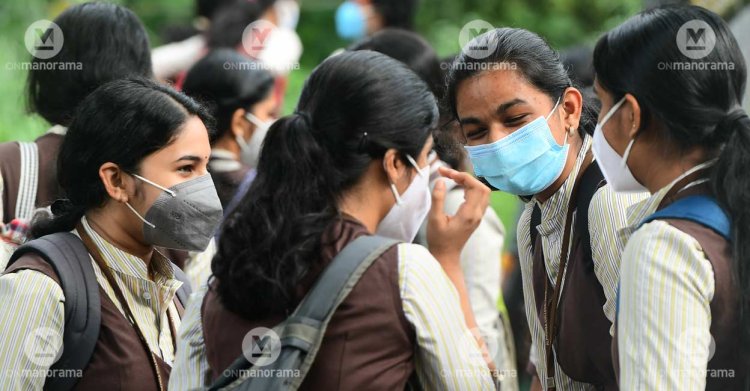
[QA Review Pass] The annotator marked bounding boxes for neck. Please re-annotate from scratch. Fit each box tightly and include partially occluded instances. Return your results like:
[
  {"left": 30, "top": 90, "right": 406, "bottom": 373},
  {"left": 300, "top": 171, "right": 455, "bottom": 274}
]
[
  {"left": 213, "top": 133, "right": 241, "bottom": 159},
  {"left": 635, "top": 146, "right": 710, "bottom": 194},
  {"left": 85, "top": 208, "right": 154, "bottom": 264},
  {"left": 536, "top": 134, "right": 584, "bottom": 204}
]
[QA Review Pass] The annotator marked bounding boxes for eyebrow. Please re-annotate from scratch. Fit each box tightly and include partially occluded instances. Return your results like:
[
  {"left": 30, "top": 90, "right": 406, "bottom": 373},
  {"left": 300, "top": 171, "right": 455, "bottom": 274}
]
[
  {"left": 174, "top": 155, "right": 204, "bottom": 164},
  {"left": 458, "top": 98, "right": 529, "bottom": 126}
]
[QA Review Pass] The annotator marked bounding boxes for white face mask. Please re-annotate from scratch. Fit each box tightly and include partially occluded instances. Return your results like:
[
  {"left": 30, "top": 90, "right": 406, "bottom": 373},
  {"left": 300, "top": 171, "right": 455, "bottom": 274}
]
[
  {"left": 376, "top": 154, "right": 431, "bottom": 243},
  {"left": 274, "top": 0, "right": 300, "bottom": 30},
  {"left": 237, "top": 112, "right": 274, "bottom": 167},
  {"left": 592, "top": 97, "right": 647, "bottom": 193}
]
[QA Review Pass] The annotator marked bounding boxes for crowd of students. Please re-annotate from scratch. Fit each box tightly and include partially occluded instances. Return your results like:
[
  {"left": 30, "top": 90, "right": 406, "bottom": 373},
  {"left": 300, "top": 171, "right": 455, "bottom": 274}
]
[{"left": 0, "top": 1, "right": 748, "bottom": 390}]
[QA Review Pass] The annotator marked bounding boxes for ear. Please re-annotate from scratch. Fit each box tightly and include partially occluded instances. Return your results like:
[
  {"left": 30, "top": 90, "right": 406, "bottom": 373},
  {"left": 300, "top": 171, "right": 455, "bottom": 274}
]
[
  {"left": 382, "top": 148, "right": 406, "bottom": 185},
  {"left": 623, "top": 93, "right": 642, "bottom": 139},
  {"left": 99, "top": 162, "right": 130, "bottom": 204},
  {"left": 230, "top": 108, "right": 253, "bottom": 140},
  {"left": 561, "top": 87, "right": 584, "bottom": 136}
]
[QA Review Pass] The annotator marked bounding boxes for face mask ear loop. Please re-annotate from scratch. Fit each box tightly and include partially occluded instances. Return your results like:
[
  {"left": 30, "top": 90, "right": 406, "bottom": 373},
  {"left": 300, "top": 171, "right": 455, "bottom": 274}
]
[
  {"left": 405, "top": 154, "right": 425, "bottom": 177},
  {"left": 125, "top": 202, "right": 156, "bottom": 229},
  {"left": 133, "top": 174, "right": 176, "bottom": 197},
  {"left": 383, "top": 158, "right": 404, "bottom": 206},
  {"left": 621, "top": 137, "right": 637, "bottom": 169}
]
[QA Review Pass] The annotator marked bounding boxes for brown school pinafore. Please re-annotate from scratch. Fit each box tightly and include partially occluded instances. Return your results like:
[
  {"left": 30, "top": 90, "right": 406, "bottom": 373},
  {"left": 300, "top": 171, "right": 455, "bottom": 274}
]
[
  {"left": 0, "top": 133, "right": 64, "bottom": 224},
  {"left": 612, "top": 183, "right": 746, "bottom": 390},
  {"left": 202, "top": 217, "right": 417, "bottom": 390},
  {"left": 4, "top": 254, "right": 181, "bottom": 390},
  {"left": 531, "top": 164, "right": 617, "bottom": 390}
]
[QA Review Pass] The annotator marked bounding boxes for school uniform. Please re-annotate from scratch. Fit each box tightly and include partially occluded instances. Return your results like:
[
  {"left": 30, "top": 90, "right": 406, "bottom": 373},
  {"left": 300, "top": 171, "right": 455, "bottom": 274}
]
[
  {"left": 517, "top": 135, "right": 647, "bottom": 390},
  {"left": 0, "top": 216, "right": 184, "bottom": 390},
  {"left": 615, "top": 161, "right": 745, "bottom": 390}
]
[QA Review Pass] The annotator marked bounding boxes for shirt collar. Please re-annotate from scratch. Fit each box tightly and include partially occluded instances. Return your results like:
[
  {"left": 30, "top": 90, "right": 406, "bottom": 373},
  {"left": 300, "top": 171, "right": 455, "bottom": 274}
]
[
  {"left": 534, "top": 133, "right": 592, "bottom": 237},
  {"left": 80, "top": 216, "right": 177, "bottom": 284},
  {"left": 47, "top": 125, "right": 67, "bottom": 136},
  {"left": 625, "top": 159, "right": 717, "bottom": 229}
]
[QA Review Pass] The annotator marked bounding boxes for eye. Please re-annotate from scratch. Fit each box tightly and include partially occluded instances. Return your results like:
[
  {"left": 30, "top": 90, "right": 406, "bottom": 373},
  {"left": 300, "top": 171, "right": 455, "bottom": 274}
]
[
  {"left": 465, "top": 128, "right": 488, "bottom": 141},
  {"left": 505, "top": 114, "right": 528, "bottom": 126},
  {"left": 177, "top": 165, "right": 194, "bottom": 174}
]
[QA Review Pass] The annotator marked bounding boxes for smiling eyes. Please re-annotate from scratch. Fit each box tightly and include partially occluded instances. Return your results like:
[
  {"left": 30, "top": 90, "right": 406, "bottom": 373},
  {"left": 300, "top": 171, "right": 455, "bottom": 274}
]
[{"left": 464, "top": 113, "right": 531, "bottom": 141}]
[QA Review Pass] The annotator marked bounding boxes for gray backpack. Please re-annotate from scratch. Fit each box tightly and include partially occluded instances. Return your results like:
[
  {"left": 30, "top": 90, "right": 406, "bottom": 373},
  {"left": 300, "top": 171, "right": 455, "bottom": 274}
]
[
  {"left": 208, "top": 235, "right": 417, "bottom": 391},
  {"left": 5, "top": 232, "right": 192, "bottom": 390}
]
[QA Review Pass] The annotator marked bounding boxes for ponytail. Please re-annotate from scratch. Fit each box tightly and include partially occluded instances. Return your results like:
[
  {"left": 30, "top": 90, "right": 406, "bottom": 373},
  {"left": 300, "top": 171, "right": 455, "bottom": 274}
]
[
  {"left": 213, "top": 113, "right": 343, "bottom": 319},
  {"left": 30, "top": 199, "right": 85, "bottom": 239},
  {"left": 211, "top": 50, "right": 438, "bottom": 320},
  {"left": 711, "top": 109, "right": 750, "bottom": 367}
]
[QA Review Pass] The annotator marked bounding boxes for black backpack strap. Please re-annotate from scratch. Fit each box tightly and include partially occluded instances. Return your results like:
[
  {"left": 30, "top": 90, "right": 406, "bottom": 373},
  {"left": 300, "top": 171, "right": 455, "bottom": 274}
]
[
  {"left": 7, "top": 232, "right": 100, "bottom": 391},
  {"left": 530, "top": 204, "right": 542, "bottom": 252},
  {"left": 574, "top": 161, "right": 606, "bottom": 261},
  {"left": 171, "top": 262, "right": 192, "bottom": 307}
]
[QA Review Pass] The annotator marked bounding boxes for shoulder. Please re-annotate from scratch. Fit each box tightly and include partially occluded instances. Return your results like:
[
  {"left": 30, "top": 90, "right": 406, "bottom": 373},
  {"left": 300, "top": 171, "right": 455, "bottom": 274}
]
[
  {"left": 1, "top": 254, "right": 64, "bottom": 301},
  {"left": 589, "top": 184, "right": 648, "bottom": 218},
  {"left": 624, "top": 220, "right": 708, "bottom": 270}
]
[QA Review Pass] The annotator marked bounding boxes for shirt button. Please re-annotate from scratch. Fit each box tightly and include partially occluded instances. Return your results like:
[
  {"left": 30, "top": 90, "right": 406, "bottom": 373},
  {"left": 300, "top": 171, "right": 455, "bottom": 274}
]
[{"left": 143, "top": 291, "right": 152, "bottom": 301}]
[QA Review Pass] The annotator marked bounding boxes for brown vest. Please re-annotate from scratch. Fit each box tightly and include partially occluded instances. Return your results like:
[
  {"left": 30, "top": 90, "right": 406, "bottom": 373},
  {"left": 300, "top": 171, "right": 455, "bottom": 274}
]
[
  {"left": 532, "top": 189, "right": 617, "bottom": 389},
  {"left": 202, "top": 217, "right": 417, "bottom": 390},
  {"left": 612, "top": 184, "right": 746, "bottom": 390},
  {"left": 0, "top": 133, "right": 64, "bottom": 224},
  {"left": 4, "top": 254, "right": 178, "bottom": 390},
  {"left": 207, "top": 154, "right": 250, "bottom": 209}
]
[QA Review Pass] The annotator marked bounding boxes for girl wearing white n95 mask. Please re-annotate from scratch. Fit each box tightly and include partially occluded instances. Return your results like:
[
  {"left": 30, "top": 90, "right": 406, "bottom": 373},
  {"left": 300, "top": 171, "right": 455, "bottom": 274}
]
[
  {"left": 170, "top": 50, "right": 497, "bottom": 390},
  {"left": 593, "top": 5, "right": 749, "bottom": 390},
  {"left": 446, "top": 28, "right": 647, "bottom": 391}
]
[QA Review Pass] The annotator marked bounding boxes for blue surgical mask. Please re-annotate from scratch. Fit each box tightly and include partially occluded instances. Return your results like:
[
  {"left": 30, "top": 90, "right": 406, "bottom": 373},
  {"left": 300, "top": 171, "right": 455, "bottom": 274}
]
[
  {"left": 335, "top": 1, "right": 366, "bottom": 40},
  {"left": 464, "top": 98, "right": 567, "bottom": 196}
]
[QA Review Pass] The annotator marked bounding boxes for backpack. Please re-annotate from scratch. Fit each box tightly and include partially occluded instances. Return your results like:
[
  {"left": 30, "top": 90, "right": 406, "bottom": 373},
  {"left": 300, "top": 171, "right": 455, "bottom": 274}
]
[
  {"left": 208, "top": 235, "right": 405, "bottom": 391},
  {"left": 1, "top": 141, "right": 42, "bottom": 267},
  {"left": 639, "top": 194, "right": 731, "bottom": 241},
  {"left": 5, "top": 232, "right": 193, "bottom": 391}
]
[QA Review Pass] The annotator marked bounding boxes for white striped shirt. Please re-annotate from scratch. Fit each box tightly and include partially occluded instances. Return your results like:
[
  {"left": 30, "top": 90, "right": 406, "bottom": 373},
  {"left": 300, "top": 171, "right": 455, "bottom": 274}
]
[
  {"left": 617, "top": 161, "right": 718, "bottom": 390},
  {"left": 169, "top": 242, "right": 496, "bottom": 390},
  {"left": 516, "top": 135, "right": 647, "bottom": 389},
  {"left": 0, "top": 216, "right": 182, "bottom": 389}
]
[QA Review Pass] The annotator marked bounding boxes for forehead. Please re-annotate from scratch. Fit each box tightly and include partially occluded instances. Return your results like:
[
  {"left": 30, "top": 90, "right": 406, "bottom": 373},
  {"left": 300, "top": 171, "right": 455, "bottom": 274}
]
[
  {"left": 150, "top": 116, "right": 211, "bottom": 161},
  {"left": 455, "top": 68, "right": 550, "bottom": 116}
]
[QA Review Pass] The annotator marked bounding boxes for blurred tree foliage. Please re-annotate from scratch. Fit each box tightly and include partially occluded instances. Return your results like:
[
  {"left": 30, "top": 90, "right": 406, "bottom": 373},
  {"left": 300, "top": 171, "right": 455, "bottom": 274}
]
[{"left": 1, "top": 0, "right": 747, "bottom": 141}]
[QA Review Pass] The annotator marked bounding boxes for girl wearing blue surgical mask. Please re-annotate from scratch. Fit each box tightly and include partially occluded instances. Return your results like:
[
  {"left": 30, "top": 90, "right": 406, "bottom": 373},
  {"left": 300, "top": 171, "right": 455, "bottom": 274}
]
[
  {"left": 171, "top": 51, "right": 497, "bottom": 389},
  {"left": 593, "top": 5, "right": 749, "bottom": 390},
  {"left": 446, "top": 28, "right": 647, "bottom": 391},
  {"left": 183, "top": 49, "right": 277, "bottom": 208},
  {"left": 335, "top": 0, "right": 418, "bottom": 40}
]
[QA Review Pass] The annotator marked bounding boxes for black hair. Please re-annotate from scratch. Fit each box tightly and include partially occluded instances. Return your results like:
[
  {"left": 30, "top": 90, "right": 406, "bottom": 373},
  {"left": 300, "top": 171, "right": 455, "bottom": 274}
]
[
  {"left": 183, "top": 49, "right": 275, "bottom": 143},
  {"left": 594, "top": 5, "right": 750, "bottom": 372},
  {"left": 445, "top": 28, "right": 599, "bottom": 139},
  {"left": 196, "top": 0, "right": 239, "bottom": 19},
  {"left": 348, "top": 28, "right": 442, "bottom": 97},
  {"left": 212, "top": 50, "right": 438, "bottom": 319},
  {"left": 206, "top": 0, "right": 265, "bottom": 49},
  {"left": 26, "top": 2, "right": 153, "bottom": 127},
  {"left": 31, "top": 78, "right": 214, "bottom": 238},
  {"left": 371, "top": 0, "right": 418, "bottom": 30}
]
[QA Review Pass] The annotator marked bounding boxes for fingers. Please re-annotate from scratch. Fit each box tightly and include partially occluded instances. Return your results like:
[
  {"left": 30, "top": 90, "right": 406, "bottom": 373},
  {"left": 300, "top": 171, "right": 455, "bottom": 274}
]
[{"left": 429, "top": 178, "right": 447, "bottom": 224}]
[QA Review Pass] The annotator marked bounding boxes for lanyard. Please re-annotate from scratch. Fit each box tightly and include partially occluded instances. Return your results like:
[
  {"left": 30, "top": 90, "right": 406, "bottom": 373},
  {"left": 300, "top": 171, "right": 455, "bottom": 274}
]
[{"left": 76, "top": 224, "right": 170, "bottom": 391}]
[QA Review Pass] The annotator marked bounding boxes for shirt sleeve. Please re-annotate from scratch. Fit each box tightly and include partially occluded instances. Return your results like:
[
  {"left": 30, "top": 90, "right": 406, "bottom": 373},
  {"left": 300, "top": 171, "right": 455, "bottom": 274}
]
[
  {"left": 169, "top": 285, "right": 213, "bottom": 391},
  {"left": 618, "top": 221, "right": 714, "bottom": 391},
  {"left": 0, "top": 269, "right": 65, "bottom": 390},
  {"left": 588, "top": 186, "right": 647, "bottom": 331},
  {"left": 397, "top": 243, "right": 496, "bottom": 390},
  {"left": 443, "top": 189, "right": 505, "bottom": 358}
]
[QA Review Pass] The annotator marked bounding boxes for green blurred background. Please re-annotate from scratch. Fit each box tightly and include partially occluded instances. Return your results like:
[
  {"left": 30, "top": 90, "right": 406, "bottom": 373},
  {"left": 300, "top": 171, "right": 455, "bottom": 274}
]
[{"left": 0, "top": 0, "right": 746, "bottom": 246}]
